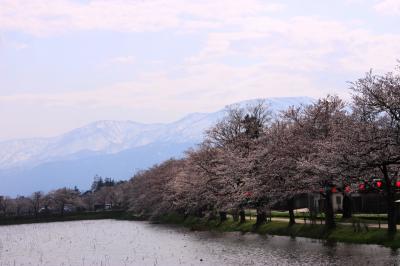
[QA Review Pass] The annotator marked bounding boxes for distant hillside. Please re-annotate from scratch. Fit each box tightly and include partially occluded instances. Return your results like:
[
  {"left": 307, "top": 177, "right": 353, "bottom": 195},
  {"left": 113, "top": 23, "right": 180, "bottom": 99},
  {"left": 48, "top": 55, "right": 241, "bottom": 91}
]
[{"left": 0, "top": 97, "right": 313, "bottom": 196}]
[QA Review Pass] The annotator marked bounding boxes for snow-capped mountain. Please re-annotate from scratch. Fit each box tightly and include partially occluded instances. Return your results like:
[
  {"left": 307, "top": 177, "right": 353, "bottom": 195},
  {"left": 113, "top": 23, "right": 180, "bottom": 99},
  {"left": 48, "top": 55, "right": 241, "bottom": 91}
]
[
  {"left": 0, "top": 97, "right": 313, "bottom": 196},
  {"left": 0, "top": 115, "right": 217, "bottom": 170}
]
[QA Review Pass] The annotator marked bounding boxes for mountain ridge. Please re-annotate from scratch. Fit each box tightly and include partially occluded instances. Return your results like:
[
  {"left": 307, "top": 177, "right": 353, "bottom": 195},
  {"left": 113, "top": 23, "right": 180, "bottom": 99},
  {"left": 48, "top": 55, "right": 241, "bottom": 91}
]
[{"left": 0, "top": 97, "right": 314, "bottom": 196}]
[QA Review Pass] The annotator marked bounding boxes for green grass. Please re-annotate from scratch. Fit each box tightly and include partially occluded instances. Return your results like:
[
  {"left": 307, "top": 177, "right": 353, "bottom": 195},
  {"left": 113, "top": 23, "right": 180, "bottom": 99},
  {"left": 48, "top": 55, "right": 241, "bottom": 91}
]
[
  {"left": 270, "top": 210, "right": 390, "bottom": 226},
  {"left": 271, "top": 210, "right": 388, "bottom": 220},
  {"left": 159, "top": 213, "right": 400, "bottom": 249},
  {"left": 190, "top": 209, "right": 390, "bottom": 225}
]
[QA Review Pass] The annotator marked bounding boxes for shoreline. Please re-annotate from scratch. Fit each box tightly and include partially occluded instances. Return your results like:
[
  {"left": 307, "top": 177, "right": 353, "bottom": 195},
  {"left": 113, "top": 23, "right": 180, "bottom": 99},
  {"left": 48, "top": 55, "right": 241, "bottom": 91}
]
[
  {"left": 2, "top": 211, "right": 400, "bottom": 249},
  {"left": 0, "top": 211, "right": 128, "bottom": 226},
  {"left": 152, "top": 213, "right": 400, "bottom": 249}
]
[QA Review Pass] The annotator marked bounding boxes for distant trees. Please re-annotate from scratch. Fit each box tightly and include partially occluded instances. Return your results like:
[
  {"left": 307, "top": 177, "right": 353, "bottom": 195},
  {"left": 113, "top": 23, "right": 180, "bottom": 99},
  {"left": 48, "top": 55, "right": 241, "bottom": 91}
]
[
  {"left": 89, "top": 176, "right": 126, "bottom": 210},
  {"left": 0, "top": 177, "right": 128, "bottom": 218},
  {"left": 91, "top": 176, "right": 116, "bottom": 192},
  {"left": 29, "top": 191, "right": 43, "bottom": 218},
  {"left": 0, "top": 196, "right": 12, "bottom": 216},
  {"left": 48, "top": 187, "right": 81, "bottom": 216},
  {"left": 14, "top": 196, "right": 31, "bottom": 216}
]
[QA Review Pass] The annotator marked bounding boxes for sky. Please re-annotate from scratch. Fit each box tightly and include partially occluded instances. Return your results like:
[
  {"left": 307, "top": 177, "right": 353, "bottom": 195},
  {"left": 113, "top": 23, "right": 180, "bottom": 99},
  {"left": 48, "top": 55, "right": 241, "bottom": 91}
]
[{"left": 0, "top": 0, "right": 399, "bottom": 141}]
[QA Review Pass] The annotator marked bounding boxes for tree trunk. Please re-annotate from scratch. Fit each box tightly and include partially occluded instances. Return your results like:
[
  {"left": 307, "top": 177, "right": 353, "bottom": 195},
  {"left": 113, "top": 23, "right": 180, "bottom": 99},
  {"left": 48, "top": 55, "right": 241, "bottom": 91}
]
[
  {"left": 219, "top": 211, "right": 227, "bottom": 222},
  {"left": 239, "top": 209, "right": 246, "bottom": 224},
  {"left": 288, "top": 197, "right": 296, "bottom": 226},
  {"left": 60, "top": 203, "right": 65, "bottom": 217},
  {"left": 195, "top": 209, "right": 204, "bottom": 218},
  {"left": 256, "top": 208, "right": 266, "bottom": 226},
  {"left": 342, "top": 194, "right": 352, "bottom": 219},
  {"left": 383, "top": 165, "right": 397, "bottom": 235},
  {"left": 324, "top": 191, "right": 336, "bottom": 229},
  {"left": 207, "top": 210, "right": 217, "bottom": 221},
  {"left": 232, "top": 210, "right": 239, "bottom": 222}
]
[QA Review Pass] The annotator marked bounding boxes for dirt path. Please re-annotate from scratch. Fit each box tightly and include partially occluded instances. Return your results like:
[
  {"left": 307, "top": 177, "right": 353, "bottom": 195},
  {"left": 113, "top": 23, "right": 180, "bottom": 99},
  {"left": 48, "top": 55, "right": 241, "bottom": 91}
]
[{"left": 270, "top": 217, "right": 394, "bottom": 229}]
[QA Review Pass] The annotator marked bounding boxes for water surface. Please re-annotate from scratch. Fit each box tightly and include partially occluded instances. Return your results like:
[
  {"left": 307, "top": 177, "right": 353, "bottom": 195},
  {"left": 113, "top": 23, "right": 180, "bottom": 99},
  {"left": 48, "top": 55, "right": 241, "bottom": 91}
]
[{"left": 0, "top": 220, "right": 398, "bottom": 265}]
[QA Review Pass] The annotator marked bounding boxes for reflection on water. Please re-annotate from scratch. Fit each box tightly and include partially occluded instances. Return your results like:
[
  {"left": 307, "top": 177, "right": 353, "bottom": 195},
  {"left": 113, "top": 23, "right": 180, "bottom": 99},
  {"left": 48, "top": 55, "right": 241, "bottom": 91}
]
[{"left": 0, "top": 220, "right": 399, "bottom": 266}]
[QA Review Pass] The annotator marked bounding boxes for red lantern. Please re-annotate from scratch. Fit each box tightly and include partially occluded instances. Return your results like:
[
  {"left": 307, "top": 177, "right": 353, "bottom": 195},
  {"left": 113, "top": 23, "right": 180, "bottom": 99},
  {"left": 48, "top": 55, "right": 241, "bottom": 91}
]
[
  {"left": 345, "top": 186, "right": 351, "bottom": 193},
  {"left": 396, "top": 181, "right": 400, "bottom": 188},
  {"left": 244, "top": 191, "right": 252, "bottom": 197},
  {"left": 376, "top": 181, "right": 382, "bottom": 188},
  {"left": 359, "top": 183, "right": 365, "bottom": 190},
  {"left": 331, "top": 187, "right": 337, "bottom": 193}
]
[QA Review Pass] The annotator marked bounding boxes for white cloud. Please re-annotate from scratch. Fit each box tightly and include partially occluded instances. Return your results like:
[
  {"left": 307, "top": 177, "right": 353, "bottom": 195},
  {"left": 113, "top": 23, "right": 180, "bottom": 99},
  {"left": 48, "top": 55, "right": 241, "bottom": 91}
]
[
  {"left": 1, "top": 0, "right": 398, "bottom": 75},
  {"left": 110, "top": 56, "right": 135, "bottom": 65},
  {"left": 1, "top": 2, "right": 398, "bottom": 110},
  {"left": 186, "top": 15, "right": 400, "bottom": 74},
  {"left": 0, "top": 62, "right": 323, "bottom": 114},
  {"left": 0, "top": 0, "right": 284, "bottom": 36},
  {"left": 1, "top": 0, "right": 400, "bottom": 140},
  {"left": 374, "top": 0, "right": 400, "bottom": 15}
]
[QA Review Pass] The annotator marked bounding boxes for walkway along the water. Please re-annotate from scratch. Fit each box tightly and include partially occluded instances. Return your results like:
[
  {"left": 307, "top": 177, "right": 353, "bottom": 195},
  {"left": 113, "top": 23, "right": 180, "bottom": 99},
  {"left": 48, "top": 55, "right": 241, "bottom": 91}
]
[{"left": 270, "top": 217, "right": 395, "bottom": 229}]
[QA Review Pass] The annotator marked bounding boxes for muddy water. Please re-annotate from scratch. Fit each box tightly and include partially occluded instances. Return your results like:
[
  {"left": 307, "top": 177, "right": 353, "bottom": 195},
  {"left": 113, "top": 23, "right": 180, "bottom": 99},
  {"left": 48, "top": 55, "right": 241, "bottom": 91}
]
[{"left": 0, "top": 220, "right": 398, "bottom": 265}]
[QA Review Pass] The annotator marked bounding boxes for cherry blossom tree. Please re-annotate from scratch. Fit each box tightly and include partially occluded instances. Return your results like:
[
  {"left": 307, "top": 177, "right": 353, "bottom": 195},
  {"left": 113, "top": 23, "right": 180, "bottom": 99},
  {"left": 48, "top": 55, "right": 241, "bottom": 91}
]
[
  {"left": 48, "top": 187, "right": 81, "bottom": 216},
  {"left": 343, "top": 67, "right": 400, "bottom": 234},
  {"left": 29, "top": 191, "right": 43, "bottom": 218},
  {"left": 201, "top": 101, "right": 271, "bottom": 224},
  {"left": 128, "top": 159, "right": 186, "bottom": 219},
  {"left": 281, "top": 95, "right": 348, "bottom": 229}
]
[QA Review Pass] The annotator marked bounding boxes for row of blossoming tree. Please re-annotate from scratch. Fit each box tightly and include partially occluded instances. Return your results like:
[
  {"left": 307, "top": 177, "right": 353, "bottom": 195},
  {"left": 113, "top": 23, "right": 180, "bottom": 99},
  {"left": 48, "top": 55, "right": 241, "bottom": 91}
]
[
  {"left": 1, "top": 66, "right": 399, "bottom": 234},
  {"left": 126, "top": 66, "right": 400, "bottom": 234}
]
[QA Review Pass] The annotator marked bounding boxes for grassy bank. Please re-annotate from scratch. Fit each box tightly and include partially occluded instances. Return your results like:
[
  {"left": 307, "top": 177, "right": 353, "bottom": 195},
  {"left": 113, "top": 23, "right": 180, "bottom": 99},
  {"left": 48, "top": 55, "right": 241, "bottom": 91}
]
[
  {"left": 2, "top": 211, "right": 399, "bottom": 248},
  {"left": 271, "top": 210, "right": 388, "bottom": 222},
  {"left": 156, "top": 213, "right": 400, "bottom": 249}
]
